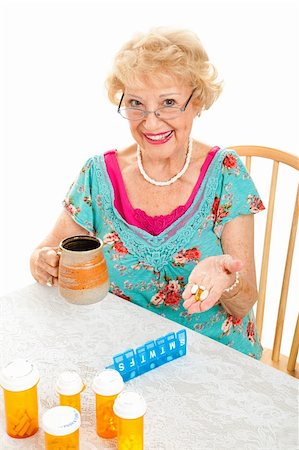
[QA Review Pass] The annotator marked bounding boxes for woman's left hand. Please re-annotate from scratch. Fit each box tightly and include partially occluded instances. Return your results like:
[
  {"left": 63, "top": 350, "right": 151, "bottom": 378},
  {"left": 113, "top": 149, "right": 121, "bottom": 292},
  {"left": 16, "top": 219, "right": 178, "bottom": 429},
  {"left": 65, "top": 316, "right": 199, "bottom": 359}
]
[{"left": 182, "top": 254, "right": 244, "bottom": 314}]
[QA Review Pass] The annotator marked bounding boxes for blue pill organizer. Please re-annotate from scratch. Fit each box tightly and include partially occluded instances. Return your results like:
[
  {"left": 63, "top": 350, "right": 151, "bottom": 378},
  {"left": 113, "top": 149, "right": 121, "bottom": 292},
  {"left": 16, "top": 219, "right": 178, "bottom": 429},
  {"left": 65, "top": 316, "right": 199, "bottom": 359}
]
[{"left": 106, "top": 329, "right": 187, "bottom": 382}]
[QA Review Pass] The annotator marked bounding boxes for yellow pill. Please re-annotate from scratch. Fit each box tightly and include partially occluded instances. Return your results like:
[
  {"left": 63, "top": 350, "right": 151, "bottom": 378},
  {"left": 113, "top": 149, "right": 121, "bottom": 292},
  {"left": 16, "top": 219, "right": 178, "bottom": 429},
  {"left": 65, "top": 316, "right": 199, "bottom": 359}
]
[
  {"left": 25, "top": 420, "right": 37, "bottom": 437},
  {"left": 18, "top": 425, "right": 30, "bottom": 437},
  {"left": 15, "top": 414, "right": 30, "bottom": 433}
]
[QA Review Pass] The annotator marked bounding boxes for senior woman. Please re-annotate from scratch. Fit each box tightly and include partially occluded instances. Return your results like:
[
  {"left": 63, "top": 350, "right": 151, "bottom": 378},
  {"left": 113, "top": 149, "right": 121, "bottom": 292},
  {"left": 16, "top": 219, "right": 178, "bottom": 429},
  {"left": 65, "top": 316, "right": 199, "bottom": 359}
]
[{"left": 30, "top": 27, "right": 265, "bottom": 358}]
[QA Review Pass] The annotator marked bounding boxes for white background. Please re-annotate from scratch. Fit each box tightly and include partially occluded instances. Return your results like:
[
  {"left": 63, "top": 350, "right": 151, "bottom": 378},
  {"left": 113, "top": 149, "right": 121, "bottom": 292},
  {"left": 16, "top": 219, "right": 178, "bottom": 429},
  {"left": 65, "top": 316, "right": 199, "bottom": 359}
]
[{"left": 0, "top": 0, "right": 298, "bottom": 356}]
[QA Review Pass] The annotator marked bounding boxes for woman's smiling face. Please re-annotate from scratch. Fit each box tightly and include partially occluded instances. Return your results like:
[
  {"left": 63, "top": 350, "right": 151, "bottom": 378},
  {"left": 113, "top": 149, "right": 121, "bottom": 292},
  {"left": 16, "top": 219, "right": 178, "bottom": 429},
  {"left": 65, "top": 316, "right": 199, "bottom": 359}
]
[{"left": 122, "top": 79, "right": 198, "bottom": 160}]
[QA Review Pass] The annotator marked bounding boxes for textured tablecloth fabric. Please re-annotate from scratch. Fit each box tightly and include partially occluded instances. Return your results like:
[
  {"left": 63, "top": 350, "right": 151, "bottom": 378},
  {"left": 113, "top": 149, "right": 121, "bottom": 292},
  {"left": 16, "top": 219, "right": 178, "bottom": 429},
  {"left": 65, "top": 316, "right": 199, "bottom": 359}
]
[{"left": 0, "top": 283, "right": 298, "bottom": 450}]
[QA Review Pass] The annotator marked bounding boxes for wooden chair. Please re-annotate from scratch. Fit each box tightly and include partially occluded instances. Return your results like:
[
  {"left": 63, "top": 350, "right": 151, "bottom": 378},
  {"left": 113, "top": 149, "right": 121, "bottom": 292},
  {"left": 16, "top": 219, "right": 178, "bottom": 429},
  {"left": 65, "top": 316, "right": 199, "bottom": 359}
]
[{"left": 227, "top": 145, "right": 299, "bottom": 378}]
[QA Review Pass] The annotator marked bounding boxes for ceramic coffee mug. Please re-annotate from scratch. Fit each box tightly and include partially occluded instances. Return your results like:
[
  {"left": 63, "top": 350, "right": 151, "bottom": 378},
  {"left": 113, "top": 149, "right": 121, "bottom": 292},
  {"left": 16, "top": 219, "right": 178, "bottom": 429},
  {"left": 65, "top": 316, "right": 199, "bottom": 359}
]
[{"left": 58, "top": 235, "right": 109, "bottom": 305}]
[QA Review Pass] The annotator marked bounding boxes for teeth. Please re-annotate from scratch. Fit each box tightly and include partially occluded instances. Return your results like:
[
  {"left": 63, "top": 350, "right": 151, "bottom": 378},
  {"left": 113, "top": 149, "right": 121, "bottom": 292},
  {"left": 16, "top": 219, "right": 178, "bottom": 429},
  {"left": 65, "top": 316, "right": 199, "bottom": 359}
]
[{"left": 146, "top": 131, "right": 172, "bottom": 141}]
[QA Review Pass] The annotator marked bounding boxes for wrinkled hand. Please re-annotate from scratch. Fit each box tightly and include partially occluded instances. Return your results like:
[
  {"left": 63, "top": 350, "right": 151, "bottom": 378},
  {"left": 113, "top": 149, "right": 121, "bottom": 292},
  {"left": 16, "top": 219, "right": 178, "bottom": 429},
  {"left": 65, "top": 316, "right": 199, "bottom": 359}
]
[
  {"left": 182, "top": 254, "right": 244, "bottom": 314},
  {"left": 31, "top": 247, "right": 59, "bottom": 287}
]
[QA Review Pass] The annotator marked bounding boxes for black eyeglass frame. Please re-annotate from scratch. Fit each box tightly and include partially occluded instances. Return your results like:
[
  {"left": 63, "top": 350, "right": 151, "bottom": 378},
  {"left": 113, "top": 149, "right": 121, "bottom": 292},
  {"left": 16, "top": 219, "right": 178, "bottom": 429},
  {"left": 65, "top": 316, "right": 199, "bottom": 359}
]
[{"left": 117, "top": 88, "right": 197, "bottom": 120}]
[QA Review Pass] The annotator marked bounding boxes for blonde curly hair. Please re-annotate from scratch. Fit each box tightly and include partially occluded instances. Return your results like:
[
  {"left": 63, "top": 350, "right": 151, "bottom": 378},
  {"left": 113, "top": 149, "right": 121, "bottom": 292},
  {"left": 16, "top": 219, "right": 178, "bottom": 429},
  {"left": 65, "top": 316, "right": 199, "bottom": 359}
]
[{"left": 106, "top": 27, "right": 223, "bottom": 111}]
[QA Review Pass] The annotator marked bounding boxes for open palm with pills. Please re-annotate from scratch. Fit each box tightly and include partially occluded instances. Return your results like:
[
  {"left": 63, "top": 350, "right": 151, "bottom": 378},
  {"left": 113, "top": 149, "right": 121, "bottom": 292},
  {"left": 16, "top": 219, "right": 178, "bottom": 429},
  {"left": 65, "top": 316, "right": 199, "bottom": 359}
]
[{"left": 183, "top": 255, "right": 244, "bottom": 314}]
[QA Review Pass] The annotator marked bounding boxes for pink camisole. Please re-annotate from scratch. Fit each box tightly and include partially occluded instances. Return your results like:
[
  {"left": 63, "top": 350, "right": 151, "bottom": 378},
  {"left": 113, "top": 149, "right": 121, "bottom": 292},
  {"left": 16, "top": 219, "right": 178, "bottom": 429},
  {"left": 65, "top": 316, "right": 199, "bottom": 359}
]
[{"left": 104, "top": 146, "right": 220, "bottom": 236}]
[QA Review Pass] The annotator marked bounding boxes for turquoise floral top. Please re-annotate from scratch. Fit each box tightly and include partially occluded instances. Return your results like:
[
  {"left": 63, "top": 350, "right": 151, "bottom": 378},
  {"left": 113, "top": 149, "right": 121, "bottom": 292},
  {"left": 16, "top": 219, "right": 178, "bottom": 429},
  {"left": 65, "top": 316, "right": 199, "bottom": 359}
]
[{"left": 64, "top": 148, "right": 265, "bottom": 359}]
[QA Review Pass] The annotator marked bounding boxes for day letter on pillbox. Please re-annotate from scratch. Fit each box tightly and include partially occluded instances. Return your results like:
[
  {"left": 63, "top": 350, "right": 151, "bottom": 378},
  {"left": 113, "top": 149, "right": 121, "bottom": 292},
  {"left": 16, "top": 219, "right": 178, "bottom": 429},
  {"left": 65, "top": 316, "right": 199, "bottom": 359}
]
[
  {"left": 156, "top": 336, "right": 168, "bottom": 365},
  {"left": 124, "top": 350, "right": 138, "bottom": 380},
  {"left": 136, "top": 346, "right": 149, "bottom": 375},
  {"left": 177, "top": 330, "right": 187, "bottom": 356},
  {"left": 165, "top": 333, "right": 177, "bottom": 361},
  {"left": 113, "top": 353, "right": 126, "bottom": 373},
  {"left": 145, "top": 341, "right": 158, "bottom": 370}
]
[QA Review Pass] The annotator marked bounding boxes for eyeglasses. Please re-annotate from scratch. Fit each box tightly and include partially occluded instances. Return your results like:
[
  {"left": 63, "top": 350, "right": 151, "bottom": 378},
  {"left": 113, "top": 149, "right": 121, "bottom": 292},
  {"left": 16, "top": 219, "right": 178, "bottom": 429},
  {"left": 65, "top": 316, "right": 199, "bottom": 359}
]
[{"left": 117, "top": 88, "right": 196, "bottom": 121}]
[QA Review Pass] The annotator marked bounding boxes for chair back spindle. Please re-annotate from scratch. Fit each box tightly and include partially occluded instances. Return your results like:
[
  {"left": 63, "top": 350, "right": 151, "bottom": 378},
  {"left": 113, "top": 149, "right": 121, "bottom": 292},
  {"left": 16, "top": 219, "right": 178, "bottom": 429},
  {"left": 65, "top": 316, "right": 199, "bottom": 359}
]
[
  {"left": 257, "top": 160, "right": 279, "bottom": 340},
  {"left": 272, "top": 185, "right": 298, "bottom": 361}
]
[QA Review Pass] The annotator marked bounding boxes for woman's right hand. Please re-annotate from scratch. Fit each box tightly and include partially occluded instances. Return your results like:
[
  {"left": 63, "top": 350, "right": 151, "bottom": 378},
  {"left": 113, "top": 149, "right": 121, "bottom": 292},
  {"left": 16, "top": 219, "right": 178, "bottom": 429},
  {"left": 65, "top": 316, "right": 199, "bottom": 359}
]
[{"left": 30, "top": 247, "right": 60, "bottom": 287}]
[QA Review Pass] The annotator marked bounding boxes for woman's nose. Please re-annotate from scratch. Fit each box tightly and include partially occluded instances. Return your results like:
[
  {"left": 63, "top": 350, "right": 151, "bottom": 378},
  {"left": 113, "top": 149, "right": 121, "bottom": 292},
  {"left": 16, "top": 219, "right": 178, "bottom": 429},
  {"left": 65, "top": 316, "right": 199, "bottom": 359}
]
[{"left": 142, "top": 111, "right": 163, "bottom": 129}]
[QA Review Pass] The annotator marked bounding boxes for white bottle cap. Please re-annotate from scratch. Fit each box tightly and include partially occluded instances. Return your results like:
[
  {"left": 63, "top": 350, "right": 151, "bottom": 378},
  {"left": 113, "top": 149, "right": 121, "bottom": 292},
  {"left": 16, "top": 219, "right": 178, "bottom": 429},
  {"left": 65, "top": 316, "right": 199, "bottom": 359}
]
[
  {"left": 113, "top": 391, "right": 147, "bottom": 419},
  {"left": 56, "top": 371, "right": 84, "bottom": 395},
  {"left": 0, "top": 359, "right": 39, "bottom": 392},
  {"left": 42, "top": 406, "right": 81, "bottom": 436},
  {"left": 92, "top": 369, "right": 124, "bottom": 396}
]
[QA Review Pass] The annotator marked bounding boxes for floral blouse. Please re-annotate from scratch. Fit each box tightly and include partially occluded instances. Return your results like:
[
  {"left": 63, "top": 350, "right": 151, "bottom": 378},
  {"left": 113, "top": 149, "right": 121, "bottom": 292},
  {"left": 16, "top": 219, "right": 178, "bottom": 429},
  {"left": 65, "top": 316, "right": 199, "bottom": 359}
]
[{"left": 64, "top": 148, "right": 265, "bottom": 359}]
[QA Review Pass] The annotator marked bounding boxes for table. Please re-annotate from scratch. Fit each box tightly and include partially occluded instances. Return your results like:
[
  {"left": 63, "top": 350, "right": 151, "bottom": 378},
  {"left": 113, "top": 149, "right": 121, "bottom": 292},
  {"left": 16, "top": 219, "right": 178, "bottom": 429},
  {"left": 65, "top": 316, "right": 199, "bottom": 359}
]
[{"left": 0, "top": 284, "right": 298, "bottom": 450}]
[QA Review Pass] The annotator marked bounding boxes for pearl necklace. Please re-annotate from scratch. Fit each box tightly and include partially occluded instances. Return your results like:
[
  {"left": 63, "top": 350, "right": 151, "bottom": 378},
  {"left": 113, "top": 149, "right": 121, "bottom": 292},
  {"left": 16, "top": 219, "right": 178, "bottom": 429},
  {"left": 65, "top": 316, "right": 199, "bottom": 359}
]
[{"left": 136, "top": 138, "right": 193, "bottom": 187}]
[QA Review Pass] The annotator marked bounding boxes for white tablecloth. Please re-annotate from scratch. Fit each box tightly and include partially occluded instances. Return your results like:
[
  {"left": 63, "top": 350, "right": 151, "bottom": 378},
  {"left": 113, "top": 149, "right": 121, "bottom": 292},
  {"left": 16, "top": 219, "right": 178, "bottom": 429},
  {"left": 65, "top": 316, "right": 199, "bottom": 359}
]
[{"left": 0, "top": 283, "right": 298, "bottom": 449}]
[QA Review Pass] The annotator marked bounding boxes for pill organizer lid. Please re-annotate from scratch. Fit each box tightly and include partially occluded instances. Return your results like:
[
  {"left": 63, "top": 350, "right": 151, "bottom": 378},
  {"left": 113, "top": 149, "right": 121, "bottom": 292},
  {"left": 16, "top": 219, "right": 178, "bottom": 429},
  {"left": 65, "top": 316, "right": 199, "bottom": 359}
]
[
  {"left": 113, "top": 391, "right": 147, "bottom": 419},
  {"left": 92, "top": 368, "right": 124, "bottom": 396},
  {"left": 0, "top": 359, "right": 39, "bottom": 392},
  {"left": 42, "top": 406, "right": 81, "bottom": 436},
  {"left": 56, "top": 371, "right": 84, "bottom": 395}
]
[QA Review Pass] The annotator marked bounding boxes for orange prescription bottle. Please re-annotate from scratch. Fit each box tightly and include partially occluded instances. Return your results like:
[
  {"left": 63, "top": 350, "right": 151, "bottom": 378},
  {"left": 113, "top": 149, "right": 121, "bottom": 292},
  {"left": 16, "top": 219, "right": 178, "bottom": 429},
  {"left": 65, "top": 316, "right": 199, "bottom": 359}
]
[
  {"left": 42, "top": 405, "right": 81, "bottom": 450},
  {"left": 0, "top": 359, "right": 39, "bottom": 439},
  {"left": 113, "top": 391, "right": 147, "bottom": 450},
  {"left": 92, "top": 368, "right": 124, "bottom": 438},
  {"left": 56, "top": 371, "right": 85, "bottom": 413}
]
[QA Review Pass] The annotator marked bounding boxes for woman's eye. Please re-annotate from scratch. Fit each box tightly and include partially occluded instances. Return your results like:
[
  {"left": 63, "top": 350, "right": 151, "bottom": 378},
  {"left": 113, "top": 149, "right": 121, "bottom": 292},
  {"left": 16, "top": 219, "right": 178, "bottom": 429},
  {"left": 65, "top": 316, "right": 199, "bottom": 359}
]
[
  {"left": 129, "top": 99, "right": 143, "bottom": 108},
  {"left": 164, "top": 99, "right": 176, "bottom": 107}
]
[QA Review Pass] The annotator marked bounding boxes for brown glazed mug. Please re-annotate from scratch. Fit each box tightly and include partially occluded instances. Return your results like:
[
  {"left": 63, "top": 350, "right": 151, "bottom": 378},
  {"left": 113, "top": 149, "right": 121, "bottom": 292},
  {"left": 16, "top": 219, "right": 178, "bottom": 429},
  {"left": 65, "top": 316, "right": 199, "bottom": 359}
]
[{"left": 57, "top": 235, "right": 109, "bottom": 305}]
